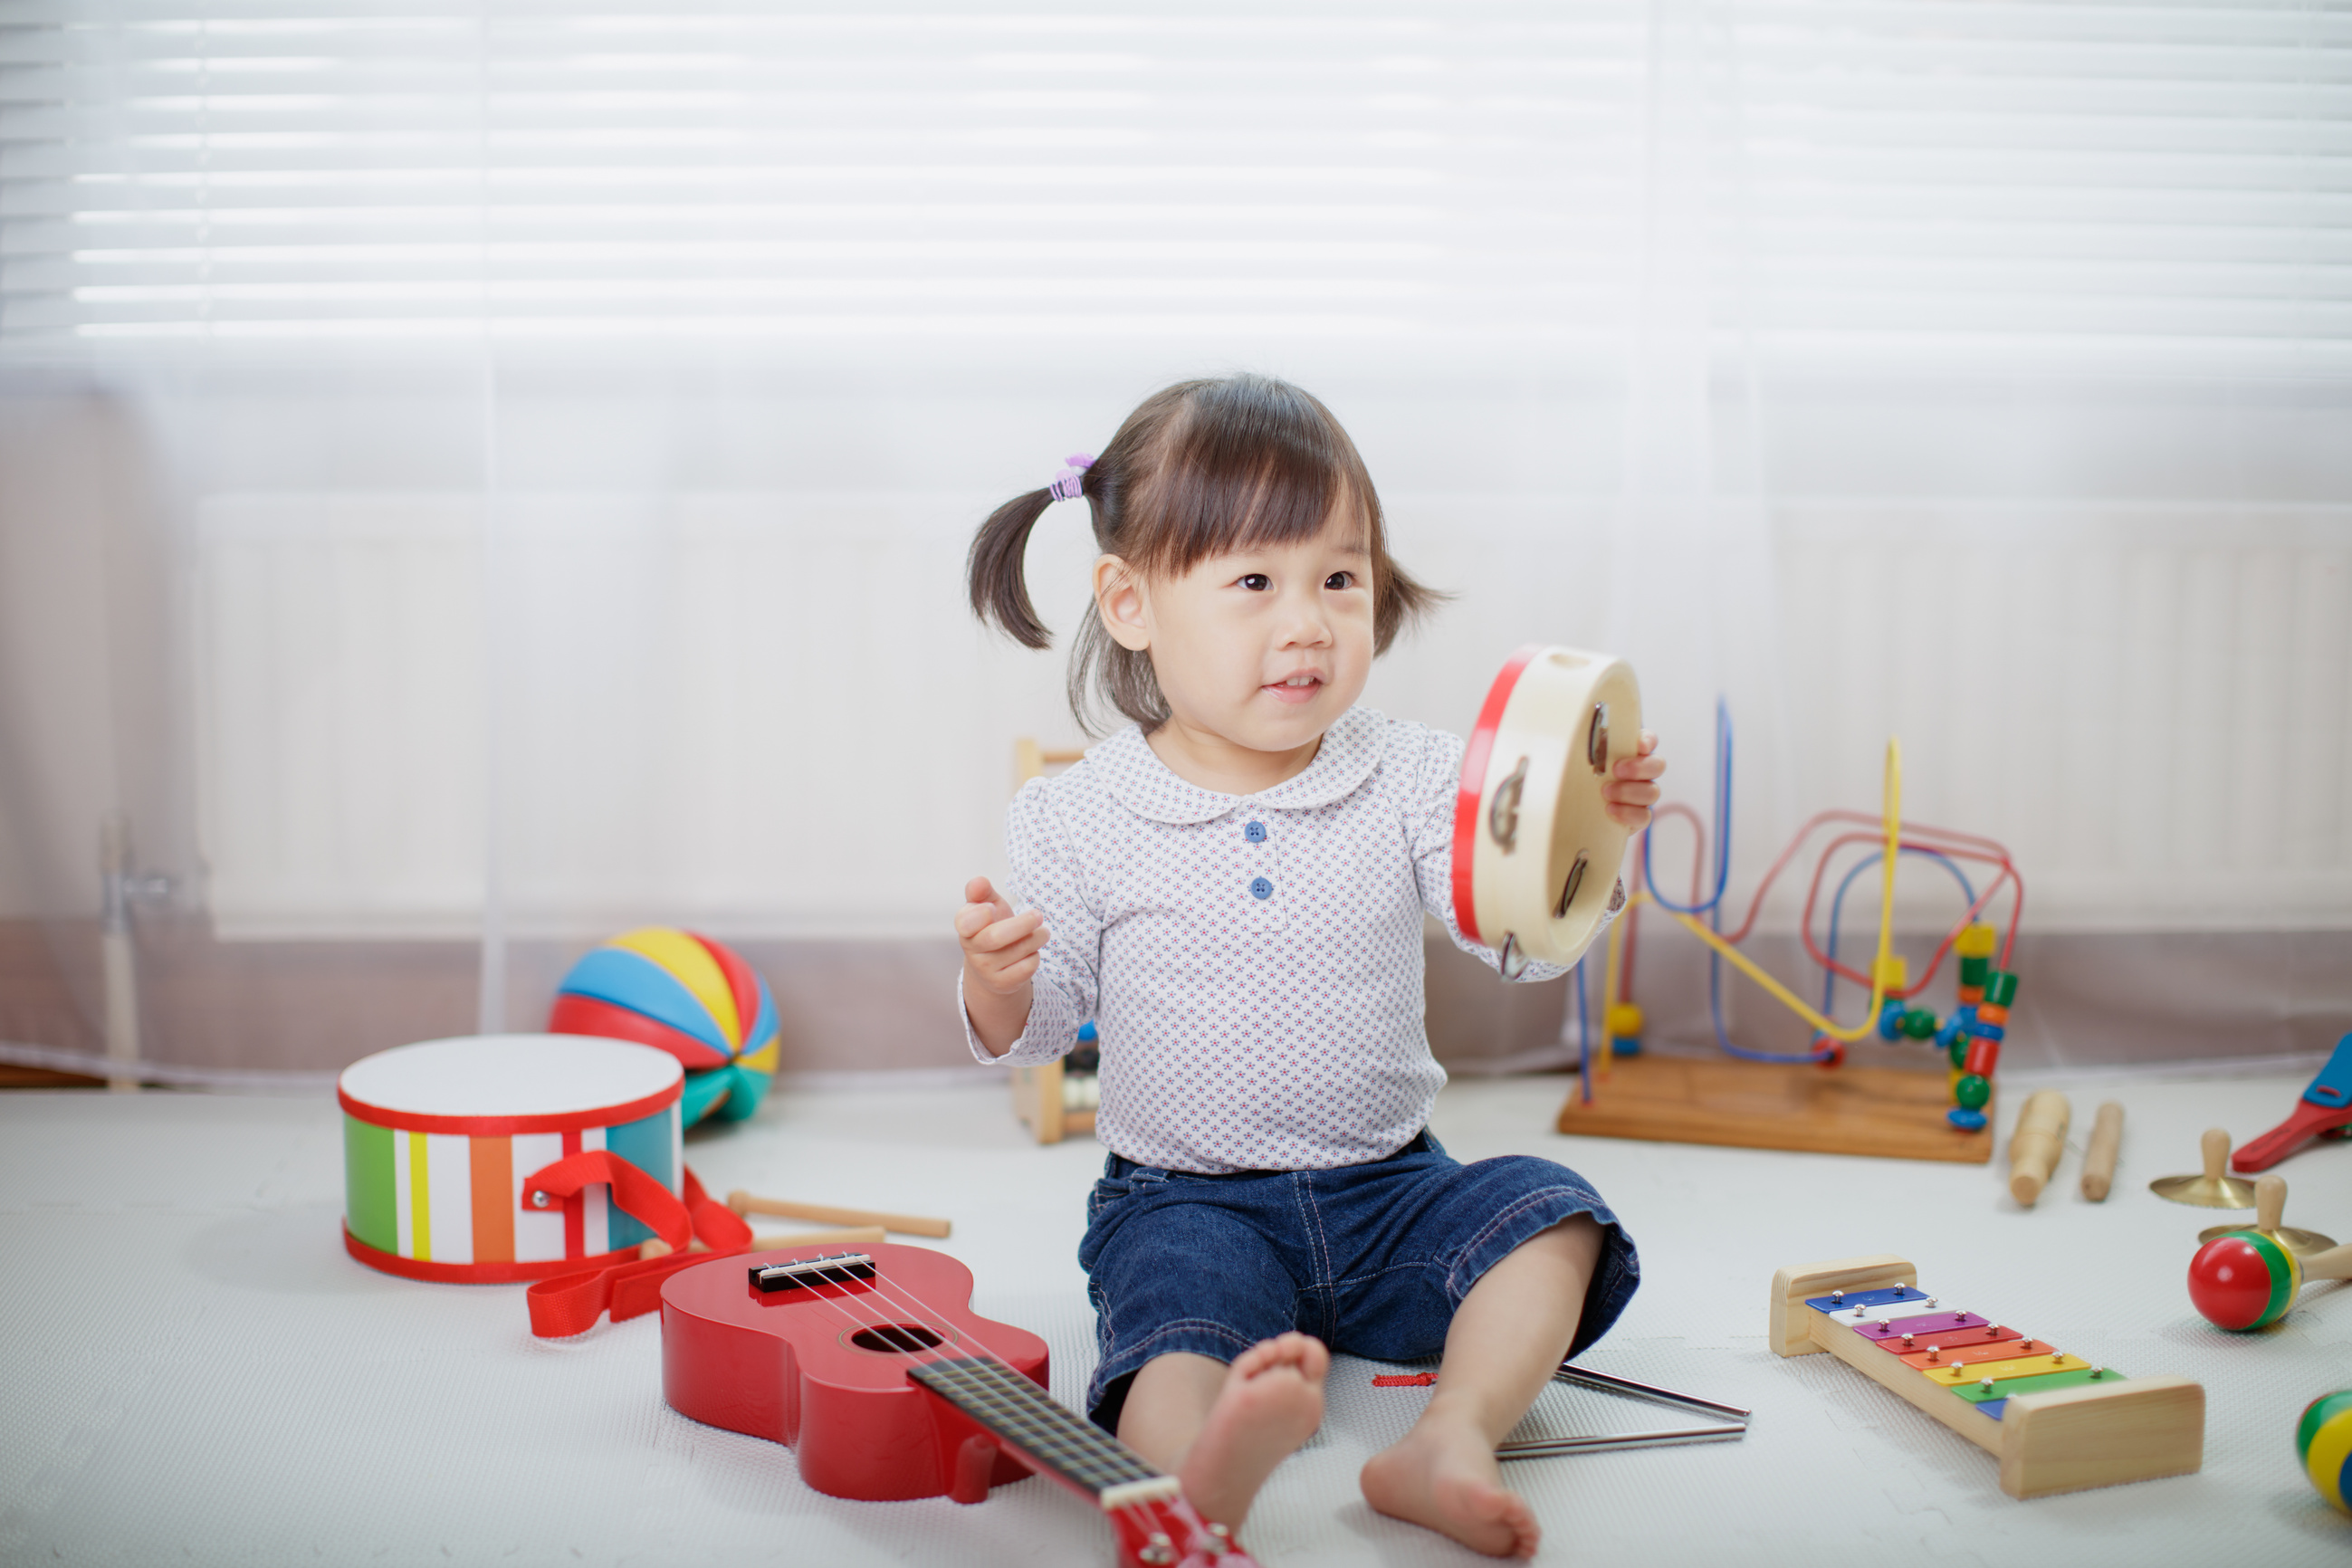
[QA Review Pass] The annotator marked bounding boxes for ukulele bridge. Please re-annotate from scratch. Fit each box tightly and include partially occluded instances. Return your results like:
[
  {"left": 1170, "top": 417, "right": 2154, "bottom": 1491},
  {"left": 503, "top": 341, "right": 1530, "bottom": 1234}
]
[{"left": 750, "top": 1251, "right": 877, "bottom": 1294}]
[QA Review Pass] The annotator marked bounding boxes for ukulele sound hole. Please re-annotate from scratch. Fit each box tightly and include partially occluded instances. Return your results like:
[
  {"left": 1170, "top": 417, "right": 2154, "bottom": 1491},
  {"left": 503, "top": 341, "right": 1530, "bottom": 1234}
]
[{"left": 851, "top": 1323, "right": 945, "bottom": 1354}]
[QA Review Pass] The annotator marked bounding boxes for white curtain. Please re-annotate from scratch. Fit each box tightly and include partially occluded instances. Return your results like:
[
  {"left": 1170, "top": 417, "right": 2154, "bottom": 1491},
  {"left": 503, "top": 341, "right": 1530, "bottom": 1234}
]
[{"left": 2, "top": 2, "right": 2347, "bottom": 1066}]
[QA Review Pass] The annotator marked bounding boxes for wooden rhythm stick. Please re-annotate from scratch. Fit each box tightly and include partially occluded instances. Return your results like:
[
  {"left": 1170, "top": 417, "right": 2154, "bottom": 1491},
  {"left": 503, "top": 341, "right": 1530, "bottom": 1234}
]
[
  {"left": 2008, "top": 1090, "right": 2070, "bottom": 1206},
  {"left": 2080, "top": 1102, "right": 2125, "bottom": 1201},
  {"left": 1771, "top": 1255, "right": 2204, "bottom": 1499},
  {"left": 728, "top": 1190, "right": 952, "bottom": 1238},
  {"left": 640, "top": 1226, "right": 888, "bottom": 1261}
]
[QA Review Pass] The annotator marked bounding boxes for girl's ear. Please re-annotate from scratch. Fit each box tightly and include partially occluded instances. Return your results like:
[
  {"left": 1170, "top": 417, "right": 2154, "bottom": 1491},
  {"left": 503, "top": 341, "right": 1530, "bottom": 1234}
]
[{"left": 1093, "top": 554, "right": 1151, "bottom": 651}]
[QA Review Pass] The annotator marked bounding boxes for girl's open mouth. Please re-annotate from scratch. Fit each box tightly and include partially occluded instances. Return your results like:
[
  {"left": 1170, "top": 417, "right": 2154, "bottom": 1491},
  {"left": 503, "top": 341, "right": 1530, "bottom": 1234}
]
[{"left": 1264, "top": 674, "right": 1324, "bottom": 705}]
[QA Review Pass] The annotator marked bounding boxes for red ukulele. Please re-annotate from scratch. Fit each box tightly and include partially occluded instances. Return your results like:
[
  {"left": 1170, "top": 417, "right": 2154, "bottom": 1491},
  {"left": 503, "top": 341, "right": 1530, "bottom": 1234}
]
[{"left": 662, "top": 1241, "right": 1257, "bottom": 1568}]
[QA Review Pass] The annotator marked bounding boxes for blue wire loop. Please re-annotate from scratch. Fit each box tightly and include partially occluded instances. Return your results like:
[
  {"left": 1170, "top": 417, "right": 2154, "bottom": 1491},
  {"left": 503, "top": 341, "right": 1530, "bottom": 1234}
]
[{"left": 1645, "top": 699, "right": 1984, "bottom": 1065}]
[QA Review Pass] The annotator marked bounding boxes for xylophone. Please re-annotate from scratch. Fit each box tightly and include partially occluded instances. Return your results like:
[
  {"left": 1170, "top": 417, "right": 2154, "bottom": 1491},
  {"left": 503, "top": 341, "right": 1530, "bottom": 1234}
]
[{"left": 1771, "top": 1255, "right": 2205, "bottom": 1498}]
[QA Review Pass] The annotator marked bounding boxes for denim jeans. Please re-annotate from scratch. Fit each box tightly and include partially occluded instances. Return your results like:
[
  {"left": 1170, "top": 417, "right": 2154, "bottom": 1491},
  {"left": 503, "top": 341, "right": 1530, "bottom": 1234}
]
[{"left": 1076, "top": 1130, "right": 1639, "bottom": 1430}]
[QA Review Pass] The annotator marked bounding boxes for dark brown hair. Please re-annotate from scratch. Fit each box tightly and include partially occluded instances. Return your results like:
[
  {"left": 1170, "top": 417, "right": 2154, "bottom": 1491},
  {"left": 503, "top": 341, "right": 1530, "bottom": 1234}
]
[{"left": 967, "top": 373, "right": 1441, "bottom": 733}]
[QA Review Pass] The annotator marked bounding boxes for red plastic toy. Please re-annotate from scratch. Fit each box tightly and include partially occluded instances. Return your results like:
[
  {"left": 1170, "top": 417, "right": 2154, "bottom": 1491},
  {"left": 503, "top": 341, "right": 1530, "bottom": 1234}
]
[
  {"left": 2186, "top": 1232, "right": 2299, "bottom": 1331},
  {"left": 2233, "top": 1033, "right": 2352, "bottom": 1173},
  {"left": 661, "top": 1241, "right": 1254, "bottom": 1568}
]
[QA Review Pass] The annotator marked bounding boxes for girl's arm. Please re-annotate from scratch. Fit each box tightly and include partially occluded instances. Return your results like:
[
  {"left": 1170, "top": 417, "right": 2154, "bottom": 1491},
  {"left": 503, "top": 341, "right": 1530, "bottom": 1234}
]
[
  {"left": 955, "top": 780, "right": 1101, "bottom": 1066},
  {"left": 957, "top": 876, "right": 1041, "bottom": 1056}
]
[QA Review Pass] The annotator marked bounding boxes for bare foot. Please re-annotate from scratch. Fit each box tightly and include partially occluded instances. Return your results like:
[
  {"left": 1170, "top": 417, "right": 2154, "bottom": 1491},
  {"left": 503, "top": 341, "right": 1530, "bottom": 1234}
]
[
  {"left": 1176, "top": 1333, "right": 1329, "bottom": 1527},
  {"left": 1361, "top": 1414, "right": 1539, "bottom": 1558}
]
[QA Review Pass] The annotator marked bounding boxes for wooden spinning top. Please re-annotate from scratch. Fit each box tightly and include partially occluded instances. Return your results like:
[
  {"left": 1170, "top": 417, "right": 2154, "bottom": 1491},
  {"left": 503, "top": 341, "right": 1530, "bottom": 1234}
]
[
  {"left": 2200, "top": 1172, "right": 2337, "bottom": 1258},
  {"left": 2149, "top": 1128, "right": 2256, "bottom": 1209}
]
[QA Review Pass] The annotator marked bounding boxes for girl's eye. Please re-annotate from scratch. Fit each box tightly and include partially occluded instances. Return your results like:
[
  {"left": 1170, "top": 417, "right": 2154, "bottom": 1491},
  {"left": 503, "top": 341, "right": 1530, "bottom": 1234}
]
[
  {"left": 1324, "top": 571, "right": 1355, "bottom": 590},
  {"left": 1238, "top": 573, "right": 1271, "bottom": 591}
]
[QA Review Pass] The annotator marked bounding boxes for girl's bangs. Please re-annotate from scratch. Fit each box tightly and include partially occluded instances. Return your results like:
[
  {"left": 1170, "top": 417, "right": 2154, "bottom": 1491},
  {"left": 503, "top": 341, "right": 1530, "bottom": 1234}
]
[{"left": 1140, "top": 399, "right": 1372, "bottom": 577}]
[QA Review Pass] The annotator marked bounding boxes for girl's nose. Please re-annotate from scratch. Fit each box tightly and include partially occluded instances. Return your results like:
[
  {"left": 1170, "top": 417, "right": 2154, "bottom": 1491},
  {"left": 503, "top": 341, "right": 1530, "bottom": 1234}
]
[{"left": 1275, "top": 590, "right": 1334, "bottom": 646}]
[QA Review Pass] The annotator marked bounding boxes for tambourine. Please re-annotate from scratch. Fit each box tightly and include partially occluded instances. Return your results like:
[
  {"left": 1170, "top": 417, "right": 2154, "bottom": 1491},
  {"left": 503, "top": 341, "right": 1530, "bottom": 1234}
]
[{"left": 1450, "top": 645, "right": 1641, "bottom": 978}]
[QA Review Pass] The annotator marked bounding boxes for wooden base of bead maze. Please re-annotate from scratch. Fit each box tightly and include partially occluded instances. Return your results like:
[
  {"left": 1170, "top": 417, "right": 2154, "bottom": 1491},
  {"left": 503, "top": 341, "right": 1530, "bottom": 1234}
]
[
  {"left": 1555, "top": 1052, "right": 1994, "bottom": 1163},
  {"left": 1770, "top": 1255, "right": 2204, "bottom": 1499}
]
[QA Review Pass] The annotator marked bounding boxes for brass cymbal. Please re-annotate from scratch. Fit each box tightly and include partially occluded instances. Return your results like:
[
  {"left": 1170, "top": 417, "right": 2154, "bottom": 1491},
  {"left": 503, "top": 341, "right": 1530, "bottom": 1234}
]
[
  {"left": 2197, "top": 1222, "right": 2337, "bottom": 1257},
  {"left": 2152, "top": 1172, "right": 2255, "bottom": 1208},
  {"left": 2198, "top": 1171, "right": 2334, "bottom": 1256},
  {"left": 2150, "top": 1127, "right": 2256, "bottom": 1209}
]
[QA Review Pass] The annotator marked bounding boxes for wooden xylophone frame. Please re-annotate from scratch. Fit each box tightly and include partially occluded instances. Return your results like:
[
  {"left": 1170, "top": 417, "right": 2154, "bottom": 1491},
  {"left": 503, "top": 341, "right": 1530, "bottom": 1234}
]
[{"left": 1770, "top": 1254, "right": 2204, "bottom": 1499}]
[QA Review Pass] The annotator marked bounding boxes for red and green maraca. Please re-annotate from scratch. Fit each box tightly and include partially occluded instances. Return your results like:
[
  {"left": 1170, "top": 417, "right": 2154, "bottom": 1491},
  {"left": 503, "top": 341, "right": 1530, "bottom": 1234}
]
[{"left": 2187, "top": 1174, "right": 2352, "bottom": 1331}]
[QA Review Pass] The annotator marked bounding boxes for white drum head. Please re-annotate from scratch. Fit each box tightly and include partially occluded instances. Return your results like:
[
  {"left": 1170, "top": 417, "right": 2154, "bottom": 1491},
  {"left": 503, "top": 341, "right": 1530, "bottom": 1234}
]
[
  {"left": 1451, "top": 645, "right": 1642, "bottom": 973},
  {"left": 339, "top": 1034, "right": 683, "bottom": 1121}
]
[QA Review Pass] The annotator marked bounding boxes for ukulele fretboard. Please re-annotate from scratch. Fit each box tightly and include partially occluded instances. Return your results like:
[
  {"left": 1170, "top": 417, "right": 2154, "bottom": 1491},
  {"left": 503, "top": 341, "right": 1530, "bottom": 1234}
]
[{"left": 909, "top": 1355, "right": 1178, "bottom": 1510}]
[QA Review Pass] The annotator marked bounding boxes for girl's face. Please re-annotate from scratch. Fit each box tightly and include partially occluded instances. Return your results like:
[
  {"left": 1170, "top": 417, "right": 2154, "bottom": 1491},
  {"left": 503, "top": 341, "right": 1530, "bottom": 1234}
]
[{"left": 1095, "top": 508, "right": 1376, "bottom": 761}]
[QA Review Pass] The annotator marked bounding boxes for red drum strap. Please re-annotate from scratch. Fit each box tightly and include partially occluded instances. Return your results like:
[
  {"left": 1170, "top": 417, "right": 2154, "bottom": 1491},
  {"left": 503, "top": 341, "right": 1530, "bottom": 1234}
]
[{"left": 523, "top": 1161, "right": 755, "bottom": 1338}]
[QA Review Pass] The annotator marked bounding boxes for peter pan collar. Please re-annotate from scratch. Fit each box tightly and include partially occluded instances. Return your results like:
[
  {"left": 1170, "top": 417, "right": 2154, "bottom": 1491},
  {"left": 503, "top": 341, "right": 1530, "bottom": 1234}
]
[{"left": 1091, "top": 705, "right": 1389, "bottom": 825}]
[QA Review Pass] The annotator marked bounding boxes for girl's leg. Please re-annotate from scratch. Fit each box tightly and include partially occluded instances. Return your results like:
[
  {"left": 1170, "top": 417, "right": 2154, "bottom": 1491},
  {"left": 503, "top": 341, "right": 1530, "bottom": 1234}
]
[
  {"left": 1359, "top": 1214, "right": 1603, "bottom": 1559},
  {"left": 1118, "top": 1334, "right": 1330, "bottom": 1529}
]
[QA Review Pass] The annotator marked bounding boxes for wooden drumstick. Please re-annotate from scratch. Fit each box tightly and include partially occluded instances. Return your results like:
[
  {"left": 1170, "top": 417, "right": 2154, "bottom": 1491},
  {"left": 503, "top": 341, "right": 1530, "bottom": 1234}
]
[
  {"left": 2008, "top": 1089, "right": 2070, "bottom": 1206},
  {"left": 727, "top": 1190, "right": 952, "bottom": 1238},
  {"left": 640, "top": 1225, "right": 888, "bottom": 1261},
  {"left": 2080, "top": 1101, "right": 2125, "bottom": 1201}
]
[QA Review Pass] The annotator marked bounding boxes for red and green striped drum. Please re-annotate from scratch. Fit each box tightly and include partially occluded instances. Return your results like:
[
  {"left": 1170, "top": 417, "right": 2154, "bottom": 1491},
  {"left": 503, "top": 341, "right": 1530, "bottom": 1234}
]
[{"left": 339, "top": 1035, "right": 684, "bottom": 1283}]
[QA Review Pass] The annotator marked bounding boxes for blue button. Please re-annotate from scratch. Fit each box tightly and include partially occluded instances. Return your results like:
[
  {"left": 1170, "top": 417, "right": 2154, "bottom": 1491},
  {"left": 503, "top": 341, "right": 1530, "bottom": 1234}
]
[
  {"left": 1248, "top": 876, "right": 1274, "bottom": 900},
  {"left": 1244, "top": 820, "right": 1267, "bottom": 844}
]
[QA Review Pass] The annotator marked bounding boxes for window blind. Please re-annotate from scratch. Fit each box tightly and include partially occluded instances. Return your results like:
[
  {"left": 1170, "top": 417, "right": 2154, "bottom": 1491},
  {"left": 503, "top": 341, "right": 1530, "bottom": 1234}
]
[{"left": 1, "top": 3, "right": 2342, "bottom": 364}]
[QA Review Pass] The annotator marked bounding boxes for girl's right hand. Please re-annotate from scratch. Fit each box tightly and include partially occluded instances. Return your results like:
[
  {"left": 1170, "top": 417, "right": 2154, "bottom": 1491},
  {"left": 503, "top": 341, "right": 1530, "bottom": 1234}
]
[{"left": 956, "top": 875, "right": 1048, "bottom": 994}]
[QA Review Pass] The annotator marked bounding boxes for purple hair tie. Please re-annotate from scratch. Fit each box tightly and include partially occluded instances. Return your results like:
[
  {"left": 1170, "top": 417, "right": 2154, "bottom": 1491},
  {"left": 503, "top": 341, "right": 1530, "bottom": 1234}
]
[{"left": 1049, "top": 453, "right": 1095, "bottom": 502}]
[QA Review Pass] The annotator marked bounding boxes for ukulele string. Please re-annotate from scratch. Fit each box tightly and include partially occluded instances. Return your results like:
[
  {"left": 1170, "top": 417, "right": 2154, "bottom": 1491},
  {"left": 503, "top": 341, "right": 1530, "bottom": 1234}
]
[
  {"left": 773, "top": 1263, "right": 1171, "bottom": 1543},
  {"left": 769, "top": 1253, "right": 1175, "bottom": 1539}
]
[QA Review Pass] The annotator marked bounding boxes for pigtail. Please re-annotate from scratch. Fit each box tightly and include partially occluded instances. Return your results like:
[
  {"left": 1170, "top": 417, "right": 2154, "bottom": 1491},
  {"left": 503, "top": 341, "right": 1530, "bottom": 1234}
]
[{"left": 966, "top": 487, "right": 1059, "bottom": 649}]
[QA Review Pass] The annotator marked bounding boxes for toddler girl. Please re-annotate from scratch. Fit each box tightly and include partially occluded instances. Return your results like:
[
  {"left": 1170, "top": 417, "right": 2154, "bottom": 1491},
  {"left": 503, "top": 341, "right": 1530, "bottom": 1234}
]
[{"left": 954, "top": 374, "right": 1662, "bottom": 1559}]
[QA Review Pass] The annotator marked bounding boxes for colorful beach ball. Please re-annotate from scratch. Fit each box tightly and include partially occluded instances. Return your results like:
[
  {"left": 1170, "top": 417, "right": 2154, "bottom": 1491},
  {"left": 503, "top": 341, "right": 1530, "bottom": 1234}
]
[
  {"left": 549, "top": 928, "right": 779, "bottom": 1126},
  {"left": 2299, "top": 1391, "right": 2352, "bottom": 1514}
]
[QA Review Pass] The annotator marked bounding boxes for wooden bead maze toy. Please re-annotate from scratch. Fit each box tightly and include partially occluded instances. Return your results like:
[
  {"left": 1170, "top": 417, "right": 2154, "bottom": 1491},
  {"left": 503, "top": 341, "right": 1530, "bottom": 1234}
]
[
  {"left": 1771, "top": 1255, "right": 2204, "bottom": 1498},
  {"left": 1525, "top": 689, "right": 2026, "bottom": 1162}
]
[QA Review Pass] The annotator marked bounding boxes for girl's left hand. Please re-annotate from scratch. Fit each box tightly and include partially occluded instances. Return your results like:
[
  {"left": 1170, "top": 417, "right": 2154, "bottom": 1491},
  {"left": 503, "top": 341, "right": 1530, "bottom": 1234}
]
[{"left": 1603, "top": 730, "right": 1664, "bottom": 831}]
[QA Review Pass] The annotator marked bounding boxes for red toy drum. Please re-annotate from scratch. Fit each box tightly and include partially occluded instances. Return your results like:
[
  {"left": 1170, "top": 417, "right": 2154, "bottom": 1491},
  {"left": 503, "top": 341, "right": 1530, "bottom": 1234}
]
[
  {"left": 339, "top": 1034, "right": 684, "bottom": 1283},
  {"left": 1452, "top": 645, "right": 1642, "bottom": 977}
]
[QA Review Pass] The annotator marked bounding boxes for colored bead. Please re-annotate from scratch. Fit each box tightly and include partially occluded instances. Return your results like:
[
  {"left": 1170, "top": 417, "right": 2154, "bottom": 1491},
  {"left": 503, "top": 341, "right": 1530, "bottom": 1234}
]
[
  {"left": 1947, "top": 1107, "right": 1988, "bottom": 1131},
  {"left": 2187, "top": 1232, "right": 2300, "bottom": 1331},
  {"left": 1971, "top": 1022, "right": 2007, "bottom": 1044},
  {"left": 1955, "top": 1073, "right": 1991, "bottom": 1110},
  {"left": 1956, "top": 984, "right": 1984, "bottom": 1006},
  {"left": 1963, "top": 1037, "right": 2002, "bottom": 1078},
  {"left": 1974, "top": 1002, "right": 2010, "bottom": 1028},
  {"left": 1875, "top": 955, "right": 1908, "bottom": 991},
  {"left": 1605, "top": 1003, "right": 1644, "bottom": 1038},
  {"left": 2297, "top": 1391, "right": 2352, "bottom": 1514},
  {"left": 1901, "top": 1008, "right": 1939, "bottom": 1039},
  {"left": 1879, "top": 999, "right": 1907, "bottom": 1041},
  {"left": 1948, "top": 1039, "right": 1968, "bottom": 1069},
  {"left": 1958, "top": 953, "right": 1990, "bottom": 988},
  {"left": 1955, "top": 923, "right": 1998, "bottom": 960},
  {"left": 1983, "top": 970, "right": 2019, "bottom": 1007}
]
